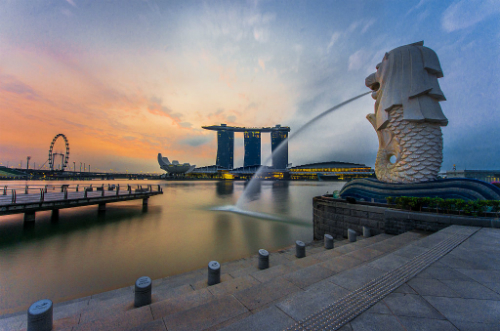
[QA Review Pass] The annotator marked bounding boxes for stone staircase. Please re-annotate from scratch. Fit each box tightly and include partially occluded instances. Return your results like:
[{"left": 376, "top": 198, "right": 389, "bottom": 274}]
[{"left": 2, "top": 230, "right": 436, "bottom": 331}]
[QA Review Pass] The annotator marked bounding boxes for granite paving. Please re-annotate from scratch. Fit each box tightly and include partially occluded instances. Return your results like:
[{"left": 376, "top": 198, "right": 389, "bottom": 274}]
[{"left": 3, "top": 227, "right": 500, "bottom": 331}]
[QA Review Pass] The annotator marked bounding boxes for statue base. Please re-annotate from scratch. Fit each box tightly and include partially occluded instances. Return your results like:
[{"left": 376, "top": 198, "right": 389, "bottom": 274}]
[{"left": 340, "top": 178, "right": 500, "bottom": 203}]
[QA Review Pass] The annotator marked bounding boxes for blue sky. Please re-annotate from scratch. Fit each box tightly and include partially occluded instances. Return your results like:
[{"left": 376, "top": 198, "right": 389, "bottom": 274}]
[{"left": 0, "top": 0, "right": 499, "bottom": 172}]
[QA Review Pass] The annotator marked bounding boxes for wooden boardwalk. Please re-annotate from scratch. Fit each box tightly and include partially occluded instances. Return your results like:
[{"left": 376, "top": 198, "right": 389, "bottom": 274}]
[{"left": 0, "top": 184, "right": 163, "bottom": 221}]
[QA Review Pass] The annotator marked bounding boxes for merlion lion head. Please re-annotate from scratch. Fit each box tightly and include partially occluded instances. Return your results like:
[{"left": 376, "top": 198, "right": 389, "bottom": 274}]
[
  {"left": 364, "top": 41, "right": 448, "bottom": 184},
  {"left": 365, "top": 41, "right": 447, "bottom": 131}
]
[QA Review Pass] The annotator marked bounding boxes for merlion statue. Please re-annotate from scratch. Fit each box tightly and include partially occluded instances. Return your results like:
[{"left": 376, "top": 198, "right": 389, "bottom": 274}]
[
  {"left": 365, "top": 41, "right": 447, "bottom": 183},
  {"left": 339, "top": 41, "right": 500, "bottom": 202}
]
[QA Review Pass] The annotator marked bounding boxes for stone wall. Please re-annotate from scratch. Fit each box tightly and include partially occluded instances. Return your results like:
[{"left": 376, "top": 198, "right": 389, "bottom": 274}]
[
  {"left": 313, "top": 196, "right": 500, "bottom": 239},
  {"left": 313, "top": 197, "right": 386, "bottom": 240}
]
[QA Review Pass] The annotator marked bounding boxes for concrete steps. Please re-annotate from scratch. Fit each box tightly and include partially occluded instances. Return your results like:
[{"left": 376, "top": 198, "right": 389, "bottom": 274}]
[{"left": 0, "top": 231, "right": 430, "bottom": 331}]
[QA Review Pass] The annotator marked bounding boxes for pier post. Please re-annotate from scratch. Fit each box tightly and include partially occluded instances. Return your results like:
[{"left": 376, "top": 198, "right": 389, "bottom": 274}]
[
  {"left": 258, "top": 249, "right": 269, "bottom": 269},
  {"left": 98, "top": 203, "right": 106, "bottom": 212},
  {"left": 134, "top": 276, "right": 152, "bottom": 308},
  {"left": 296, "top": 240, "right": 306, "bottom": 258},
  {"left": 64, "top": 188, "right": 68, "bottom": 200},
  {"left": 207, "top": 261, "right": 221, "bottom": 285},
  {"left": 324, "top": 234, "right": 334, "bottom": 249},
  {"left": 116, "top": 184, "right": 120, "bottom": 196},
  {"left": 24, "top": 211, "right": 35, "bottom": 223},
  {"left": 27, "top": 299, "right": 53, "bottom": 331},
  {"left": 11, "top": 189, "right": 16, "bottom": 203},
  {"left": 143, "top": 197, "right": 149, "bottom": 206}
]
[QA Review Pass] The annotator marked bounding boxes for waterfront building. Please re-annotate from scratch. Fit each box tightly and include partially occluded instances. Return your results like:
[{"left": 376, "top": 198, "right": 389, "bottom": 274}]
[
  {"left": 157, "top": 153, "right": 196, "bottom": 175},
  {"left": 271, "top": 126, "right": 288, "bottom": 170},
  {"left": 216, "top": 125, "right": 234, "bottom": 170},
  {"left": 244, "top": 131, "right": 261, "bottom": 167},
  {"left": 202, "top": 124, "right": 291, "bottom": 169},
  {"left": 289, "top": 161, "right": 374, "bottom": 180},
  {"left": 444, "top": 170, "right": 500, "bottom": 183}
]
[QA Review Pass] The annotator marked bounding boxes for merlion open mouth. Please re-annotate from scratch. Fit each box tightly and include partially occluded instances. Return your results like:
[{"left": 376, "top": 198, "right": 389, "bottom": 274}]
[{"left": 365, "top": 72, "right": 380, "bottom": 100}]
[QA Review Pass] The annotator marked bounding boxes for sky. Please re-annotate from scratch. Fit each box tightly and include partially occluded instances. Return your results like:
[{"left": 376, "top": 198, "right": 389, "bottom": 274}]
[{"left": 0, "top": 0, "right": 499, "bottom": 173}]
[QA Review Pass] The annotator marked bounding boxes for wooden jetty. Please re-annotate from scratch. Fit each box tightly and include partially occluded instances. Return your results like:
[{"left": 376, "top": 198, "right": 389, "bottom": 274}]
[{"left": 0, "top": 184, "right": 163, "bottom": 222}]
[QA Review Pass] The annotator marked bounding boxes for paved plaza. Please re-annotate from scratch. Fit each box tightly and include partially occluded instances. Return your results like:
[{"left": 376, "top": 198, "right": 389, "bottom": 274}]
[{"left": 1, "top": 225, "right": 499, "bottom": 330}]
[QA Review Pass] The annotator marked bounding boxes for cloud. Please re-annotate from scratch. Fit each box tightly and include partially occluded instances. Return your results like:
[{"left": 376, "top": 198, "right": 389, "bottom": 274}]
[
  {"left": 0, "top": 74, "right": 40, "bottom": 100},
  {"left": 442, "top": 0, "right": 500, "bottom": 32},
  {"left": 348, "top": 49, "right": 368, "bottom": 71},
  {"left": 253, "top": 27, "right": 269, "bottom": 42},
  {"left": 147, "top": 96, "right": 183, "bottom": 123},
  {"left": 326, "top": 32, "right": 341, "bottom": 54},
  {"left": 180, "top": 136, "right": 212, "bottom": 147},
  {"left": 65, "top": 0, "right": 76, "bottom": 7},
  {"left": 360, "top": 19, "right": 376, "bottom": 34},
  {"left": 258, "top": 58, "right": 266, "bottom": 71}
]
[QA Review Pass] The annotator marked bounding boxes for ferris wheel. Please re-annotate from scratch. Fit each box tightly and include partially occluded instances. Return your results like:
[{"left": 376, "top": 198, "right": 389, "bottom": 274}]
[{"left": 48, "top": 134, "right": 70, "bottom": 171}]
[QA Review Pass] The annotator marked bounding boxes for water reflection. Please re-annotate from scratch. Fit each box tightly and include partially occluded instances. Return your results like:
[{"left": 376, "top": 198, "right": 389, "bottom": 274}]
[
  {"left": 0, "top": 179, "right": 342, "bottom": 315},
  {"left": 216, "top": 181, "right": 234, "bottom": 196},
  {"left": 271, "top": 181, "right": 290, "bottom": 214}
]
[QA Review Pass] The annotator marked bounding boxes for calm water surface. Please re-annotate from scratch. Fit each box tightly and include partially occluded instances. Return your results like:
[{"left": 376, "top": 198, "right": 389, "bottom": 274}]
[{"left": 0, "top": 179, "right": 345, "bottom": 314}]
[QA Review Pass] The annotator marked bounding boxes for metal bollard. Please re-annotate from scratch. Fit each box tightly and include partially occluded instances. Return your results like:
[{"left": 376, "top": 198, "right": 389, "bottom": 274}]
[
  {"left": 207, "top": 261, "right": 221, "bottom": 285},
  {"left": 27, "top": 299, "right": 53, "bottom": 331},
  {"left": 348, "top": 229, "right": 357, "bottom": 242},
  {"left": 258, "top": 249, "right": 269, "bottom": 269},
  {"left": 324, "top": 234, "right": 334, "bottom": 249},
  {"left": 296, "top": 240, "right": 306, "bottom": 258},
  {"left": 134, "top": 276, "right": 152, "bottom": 308},
  {"left": 363, "top": 226, "right": 371, "bottom": 238}
]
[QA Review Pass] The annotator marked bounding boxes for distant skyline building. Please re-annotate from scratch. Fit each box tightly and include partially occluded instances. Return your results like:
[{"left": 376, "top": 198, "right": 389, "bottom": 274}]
[
  {"left": 216, "top": 125, "right": 234, "bottom": 169},
  {"left": 202, "top": 124, "right": 291, "bottom": 169},
  {"left": 244, "top": 130, "right": 261, "bottom": 167},
  {"left": 271, "top": 126, "right": 288, "bottom": 170}
]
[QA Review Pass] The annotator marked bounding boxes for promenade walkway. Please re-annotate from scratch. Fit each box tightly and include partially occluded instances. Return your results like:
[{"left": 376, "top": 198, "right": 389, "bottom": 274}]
[
  {"left": 1, "top": 225, "right": 499, "bottom": 330},
  {"left": 0, "top": 185, "right": 163, "bottom": 221}
]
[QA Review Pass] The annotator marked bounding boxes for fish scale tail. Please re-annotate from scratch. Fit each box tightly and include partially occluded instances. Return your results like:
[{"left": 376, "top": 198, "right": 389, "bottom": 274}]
[{"left": 375, "top": 106, "right": 443, "bottom": 183}]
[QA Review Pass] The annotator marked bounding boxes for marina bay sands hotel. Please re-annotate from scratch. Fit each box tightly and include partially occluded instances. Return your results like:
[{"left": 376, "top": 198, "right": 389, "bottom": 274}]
[{"left": 202, "top": 124, "right": 290, "bottom": 170}]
